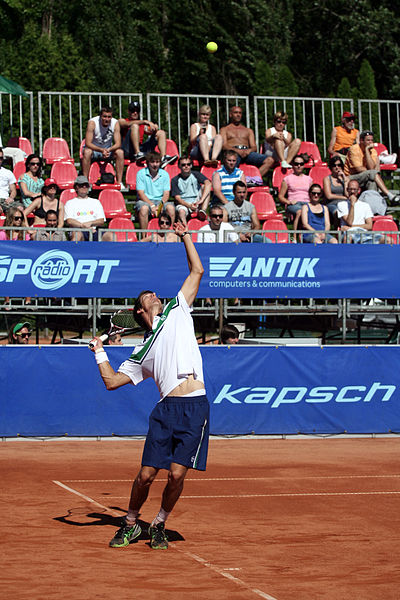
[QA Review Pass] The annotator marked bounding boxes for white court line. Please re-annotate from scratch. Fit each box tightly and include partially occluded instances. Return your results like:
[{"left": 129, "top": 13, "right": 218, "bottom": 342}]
[
  {"left": 105, "top": 491, "right": 400, "bottom": 499},
  {"left": 171, "top": 547, "right": 278, "bottom": 600},
  {"left": 63, "top": 474, "right": 400, "bottom": 483},
  {"left": 53, "top": 480, "right": 123, "bottom": 516},
  {"left": 53, "top": 480, "right": 278, "bottom": 600}
]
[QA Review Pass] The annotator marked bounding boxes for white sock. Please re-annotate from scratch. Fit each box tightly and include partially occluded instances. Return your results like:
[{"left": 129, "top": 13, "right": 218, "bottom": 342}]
[
  {"left": 151, "top": 508, "right": 170, "bottom": 527},
  {"left": 126, "top": 509, "right": 139, "bottom": 525},
  {"left": 388, "top": 191, "right": 394, "bottom": 200}
]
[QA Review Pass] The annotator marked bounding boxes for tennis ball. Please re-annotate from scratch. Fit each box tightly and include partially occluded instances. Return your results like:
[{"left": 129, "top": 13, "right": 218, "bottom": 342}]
[{"left": 206, "top": 41, "right": 218, "bottom": 54}]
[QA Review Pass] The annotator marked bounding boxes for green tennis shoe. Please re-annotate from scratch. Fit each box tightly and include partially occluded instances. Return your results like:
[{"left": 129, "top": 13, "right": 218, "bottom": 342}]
[{"left": 109, "top": 520, "right": 142, "bottom": 548}]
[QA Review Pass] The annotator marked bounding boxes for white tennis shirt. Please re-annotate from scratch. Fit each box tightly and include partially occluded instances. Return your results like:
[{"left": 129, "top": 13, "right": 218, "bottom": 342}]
[{"left": 118, "top": 291, "right": 204, "bottom": 400}]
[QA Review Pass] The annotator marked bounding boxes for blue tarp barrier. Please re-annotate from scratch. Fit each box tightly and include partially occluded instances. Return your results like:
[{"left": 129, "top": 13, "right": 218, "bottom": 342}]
[
  {"left": 1, "top": 241, "right": 400, "bottom": 298},
  {"left": 1, "top": 346, "right": 400, "bottom": 436}
]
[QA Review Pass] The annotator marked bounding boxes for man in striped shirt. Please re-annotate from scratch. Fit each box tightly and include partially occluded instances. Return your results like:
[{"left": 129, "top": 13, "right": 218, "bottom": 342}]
[
  {"left": 211, "top": 149, "right": 246, "bottom": 207},
  {"left": 90, "top": 222, "right": 209, "bottom": 551}
]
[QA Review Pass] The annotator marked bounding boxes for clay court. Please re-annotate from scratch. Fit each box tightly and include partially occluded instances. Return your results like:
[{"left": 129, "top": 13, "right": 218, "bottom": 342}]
[{"left": 2, "top": 437, "right": 400, "bottom": 600}]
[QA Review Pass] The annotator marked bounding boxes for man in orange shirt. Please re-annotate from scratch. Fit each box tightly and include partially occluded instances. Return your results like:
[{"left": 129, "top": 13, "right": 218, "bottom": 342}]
[
  {"left": 328, "top": 111, "right": 359, "bottom": 158},
  {"left": 344, "top": 130, "right": 398, "bottom": 202}
]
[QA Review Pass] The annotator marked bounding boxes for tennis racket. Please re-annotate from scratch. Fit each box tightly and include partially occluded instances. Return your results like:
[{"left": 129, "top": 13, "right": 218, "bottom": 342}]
[{"left": 89, "top": 309, "right": 142, "bottom": 348}]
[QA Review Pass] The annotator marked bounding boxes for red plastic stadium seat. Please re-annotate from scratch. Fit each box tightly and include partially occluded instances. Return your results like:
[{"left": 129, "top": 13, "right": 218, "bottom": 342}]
[
  {"left": 372, "top": 218, "right": 399, "bottom": 244},
  {"left": 50, "top": 161, "right": 78, "bottom": 189},
  {"left": 272, "top": 166, "right": 293, "bottom": 191},
  {"left": 262, "top": 218, "right": 290, "bottom": 243},
  {"left": 374, "top": 142, "right": 398, "bottom": 171},
  {"left": 299, "top": 141, "right": 324, "bottom": 166},
  {"left": 42, "top": 137, "right": 74, "bottom": 165},
  {"left": 187, "top": 218, "right": 204, "bottom": 243},
  {"left": 250, "top": 191, "right": 283, "bottom": 221},
  {"left": 7, "top": 137, "right": 33, "bottom": 155},
  {"left": 155, "top": 139, "right": 179, "bottom": 157},
  {"left": 147, "top": 218, "right": 160, "bottom": 230},
  {"left": 98, "top": 189, "right": 131, "bottom": 219},
  {"left": 107, "top": 217, "right": 137, "bottom": 242},
  {"left": 163, "top": 163, "right": 180, "bottom": 180},
  {"left": 309, "top": 165, "right": 331, "bottom": 187},
  {"left": 88, "top": 162, "right": 120, "bottom": 190},
  {"left": 126, "top": 163, "right": 144, "bottom": 191},
  {"left": 13, "top": 161, "right": 26, "bottom": 189},
  {"left": 240, "top": 164, "right": 270, "bottom": 194},
  {"left": 59, "top": 189, "right": 77, "bottom": 205}
]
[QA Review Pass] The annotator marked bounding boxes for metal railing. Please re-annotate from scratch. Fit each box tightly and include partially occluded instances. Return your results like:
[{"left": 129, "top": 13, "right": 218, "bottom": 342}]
[
  {"left": 0, "top": 91, "right": 35, "bottom": 151},
  {"left": 3, "top": 91, "right": 400, "bottom": 167},
  {"left": 253, "top": 96, "right": 355, "bottom": 156},
  {"left": 145, "top": 93, "right": 250, "bottom": 155},
  {"left": 358, "top": 99, "right": 400, "bottom": 154},
  {"left": 37, "top": 92, "right": 143, "bottom": 158}
]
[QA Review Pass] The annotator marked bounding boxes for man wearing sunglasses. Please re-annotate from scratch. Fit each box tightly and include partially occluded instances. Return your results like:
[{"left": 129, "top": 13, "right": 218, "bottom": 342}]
[
  {"left": 11, "top": 322, "right": 32, "bottom": 344},
  {"left": 328, "top": 112, "right": 359, "bottom": 159},
  {"left": 65, "top": 175, "right": 112, "bottom": 241},
  {"left": 264, "top": 111, "right": 301, "bottom": 171},
  {"left": 344, "top": 131, "right": 399, "bottom": 203},
  {"left": 197, "top": 204, "right": 238, "bottom": 243},
  {"left": 171, "top": 157, "right": 211, "bottom": 226}
]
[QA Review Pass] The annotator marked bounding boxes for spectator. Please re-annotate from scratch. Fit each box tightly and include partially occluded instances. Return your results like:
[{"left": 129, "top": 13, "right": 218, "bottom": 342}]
[
  {"left": 0, "top": 207, "right": 31, "bottom": 309},
  {"left": 107, "top": 332, "right": 123, "bottom": 345},
  {"left": 10, "top": 321, "right": 32, "bottom": 344},
  {"left": 64, "top": 175, "right": 112, "bottom": 241},
  {"left": 323, "top": 156, "right": 347, "bottom": 215},
  {"left": 278, "top": 154, "right": 313, "bottom": 234},
  {"left": 171, "top": 157, "right": 211, "bottom": 225},
  {"left": 0, "top": 206, "right": 29, "bottom": 240},
  {"left": 18, "top": 153, "right": 44, "bottom": 209},
  {"left": 220, "top": 105, "right": 271, "bottom": 176},
  {"left": 119, "top": 101, "right": 177, "bottom": 168},
  {"left": 0, "top": 147, "right": 18, "bottom": 214},
  {"left": 337, "top": 180, "right": 384, "bottom": 244},
  {"left": 344, "top": 130, "right": 399, "bottom": 202},
  {"left": 82, "top": 106, "right": 125, "bottom": 191},
  {"left": 23, "top": 178, "right": 64, "bottom": 229},
  {"left": 140, "top": 213, "right": 179, "bottom": 243},
  {"left": 220, "top": 324, "right": 240, "bottom": 345},
  {"left": 35, "top": 209, "right": 65, "bottom": 241},
  {"left": 197, "top": 204, "right": 238, "bottom": 243},
  {"left": 301, "top": 184, "right": 338, "bottom": 244},
  {"left": 211, "top": 150, "right": 246, "bottom": 207},
  {"left": 0, "top": 134, "right": 26, "bottom": 167},
  {"left": 189, "top": 105, "right": 223, "bottom": 167},
  {"left": 328, "top": 111, "right": 359, "bottom": 159},
  {"left": 225, "top": 181, "right": 264, "bottom": 242},
  {"left": 263, "top": 111, "right": 301, "bottom": 170},
  {"left": 135, "top": 151, "right": 174, "bottom": 230}
]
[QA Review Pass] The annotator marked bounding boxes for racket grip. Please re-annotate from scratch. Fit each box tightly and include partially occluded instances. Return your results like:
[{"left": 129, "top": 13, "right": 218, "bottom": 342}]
[{"left": 89, "top": 333, "right": 108, "bottom": 349}]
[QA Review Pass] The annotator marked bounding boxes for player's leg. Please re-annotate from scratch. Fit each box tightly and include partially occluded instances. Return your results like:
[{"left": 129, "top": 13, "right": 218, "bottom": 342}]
[
  {"left": 149, "top": 463, "right": 188, "bottom": 550},
  {"left": 109, "top": 465, "right": 159, "bottom": 548}
]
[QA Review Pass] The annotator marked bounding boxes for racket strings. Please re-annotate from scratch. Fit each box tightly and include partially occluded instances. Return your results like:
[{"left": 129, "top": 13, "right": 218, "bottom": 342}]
[{"left": 111, "top": 310, "right": 137, "bottom": 329}]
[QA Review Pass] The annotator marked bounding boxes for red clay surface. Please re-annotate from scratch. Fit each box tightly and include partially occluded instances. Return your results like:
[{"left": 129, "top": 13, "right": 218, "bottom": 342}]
[{"left": 1, "top": 438, "right": 400, "bottom": 600}]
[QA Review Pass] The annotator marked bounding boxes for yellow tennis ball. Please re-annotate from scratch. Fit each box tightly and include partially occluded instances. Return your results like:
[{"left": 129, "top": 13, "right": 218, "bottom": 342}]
[{"left": 206, "top": 41, "right": 218, "bottom": 53}]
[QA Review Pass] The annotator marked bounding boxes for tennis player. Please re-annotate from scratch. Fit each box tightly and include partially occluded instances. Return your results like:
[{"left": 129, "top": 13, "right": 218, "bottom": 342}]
[{"left": 90, "top": 221, "right": 209, "bottom": 550}]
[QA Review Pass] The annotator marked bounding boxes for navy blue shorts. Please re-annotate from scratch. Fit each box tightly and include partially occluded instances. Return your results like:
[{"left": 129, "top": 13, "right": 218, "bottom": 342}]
[{"left": 142, "top": 394, "right": 210, "bottom": 471}]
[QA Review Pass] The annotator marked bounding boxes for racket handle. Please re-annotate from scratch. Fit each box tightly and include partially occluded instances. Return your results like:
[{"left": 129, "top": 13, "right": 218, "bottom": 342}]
[{"left": 89, "top": 333, "right": 108, "bottom": 349}]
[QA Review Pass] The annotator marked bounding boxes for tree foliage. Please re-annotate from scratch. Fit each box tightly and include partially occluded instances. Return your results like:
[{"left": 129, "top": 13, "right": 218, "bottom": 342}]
[{"left": 0, "top": 0, "right": 399, "bottom": 99}]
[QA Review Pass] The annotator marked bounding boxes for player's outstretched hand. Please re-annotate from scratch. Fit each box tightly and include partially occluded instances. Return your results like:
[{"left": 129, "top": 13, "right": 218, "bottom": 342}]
[
  {"left": 89, "top": 336, "right": 104, "bottom": 352},
  {"left": 173, "top": 221, "right": 188, "bottom": 238}
]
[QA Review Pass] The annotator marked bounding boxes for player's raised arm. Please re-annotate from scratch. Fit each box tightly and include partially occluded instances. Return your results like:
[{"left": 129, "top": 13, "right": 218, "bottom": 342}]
[
  {"left": 173, "top": 221, "right": 204, "bottom": 306},
  {"left": 89, "top": 337, "right": 132, "bottom": 390}
]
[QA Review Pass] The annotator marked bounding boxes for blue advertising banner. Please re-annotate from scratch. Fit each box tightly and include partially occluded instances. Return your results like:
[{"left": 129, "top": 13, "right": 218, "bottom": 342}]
[
  {"left": 1, "top": 346, "right": 400, "bottom": 436},
  {"left": 0, "top": 241, "right": 400, "bottom": 298}
]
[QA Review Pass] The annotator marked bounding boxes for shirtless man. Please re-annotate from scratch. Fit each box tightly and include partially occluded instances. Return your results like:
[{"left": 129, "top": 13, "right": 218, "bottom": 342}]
[{"left": 219, "top": 106, "right": 271, "bottom": 177}]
